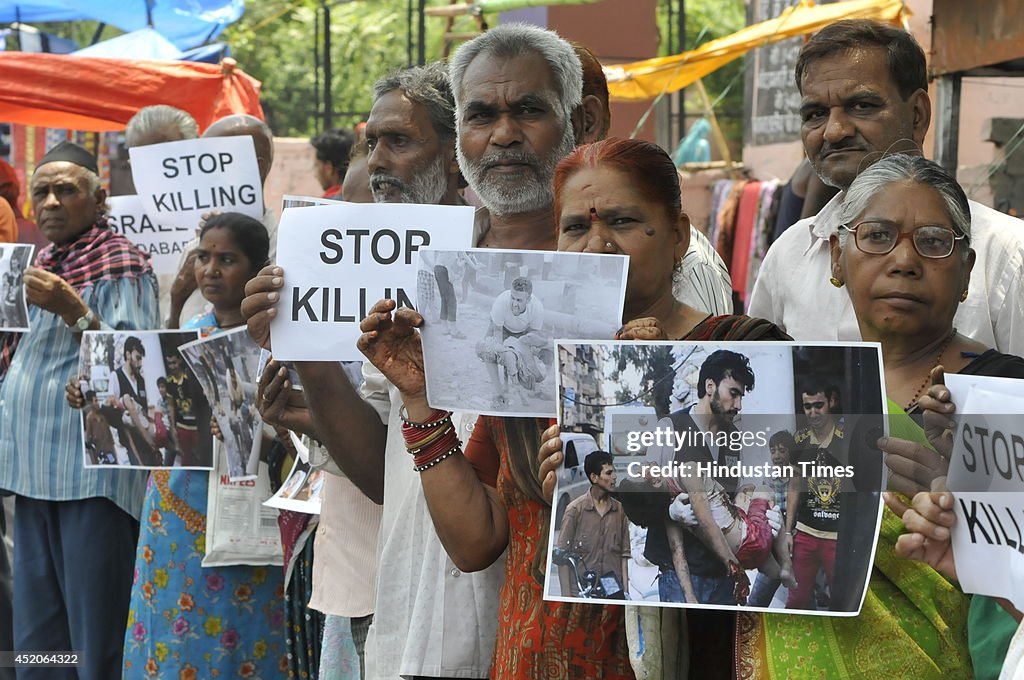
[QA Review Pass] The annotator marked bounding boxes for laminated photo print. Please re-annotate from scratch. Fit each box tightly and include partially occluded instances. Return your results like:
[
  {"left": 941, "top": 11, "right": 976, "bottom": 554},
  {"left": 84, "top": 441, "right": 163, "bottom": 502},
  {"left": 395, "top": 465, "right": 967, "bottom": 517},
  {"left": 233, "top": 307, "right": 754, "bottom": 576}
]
[
  {"left": 0, "top": 243, "right": 34, "bottom": 332},
  {"left": 417, "top": 248, "right": 628, "bottom": 418},
  {"left": 78, "top": 330, "right": 213, "bottom": 469},
  {"left": 178, "top": 327, "right": 264, "bottom": 481},
  {"left": 545, "top": 340, "right": 887, "bottom": 616}
]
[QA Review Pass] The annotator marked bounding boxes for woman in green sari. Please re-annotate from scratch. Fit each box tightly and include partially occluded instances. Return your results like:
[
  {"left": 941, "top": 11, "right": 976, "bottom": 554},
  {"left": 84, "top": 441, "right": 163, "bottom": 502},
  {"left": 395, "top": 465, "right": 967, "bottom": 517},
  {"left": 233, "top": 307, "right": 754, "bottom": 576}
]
[{"left": 738, "top": 154, "right": 1024, "bottom": 679}]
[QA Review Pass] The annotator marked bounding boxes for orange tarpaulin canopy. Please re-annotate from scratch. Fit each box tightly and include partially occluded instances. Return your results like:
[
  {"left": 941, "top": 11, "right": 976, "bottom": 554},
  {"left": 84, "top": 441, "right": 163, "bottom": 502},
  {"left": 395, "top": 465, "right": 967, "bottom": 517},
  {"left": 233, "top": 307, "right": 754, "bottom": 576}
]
[{"left": 0, "top": 53, "right": 263, "bottom": 132}]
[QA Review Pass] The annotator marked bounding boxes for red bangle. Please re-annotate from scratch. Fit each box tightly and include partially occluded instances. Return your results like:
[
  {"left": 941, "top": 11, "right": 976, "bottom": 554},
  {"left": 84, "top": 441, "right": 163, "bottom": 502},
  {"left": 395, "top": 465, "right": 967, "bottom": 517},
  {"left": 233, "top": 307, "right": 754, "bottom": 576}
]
[
  {"left": 406, "top": 422, "right": 454, "bottom": 454},
  {"left": 412, "top": 427, "right": 460, "bottom": 470},
  {"left": 401, "top": 409, "right": 452, "bottom": 447}
]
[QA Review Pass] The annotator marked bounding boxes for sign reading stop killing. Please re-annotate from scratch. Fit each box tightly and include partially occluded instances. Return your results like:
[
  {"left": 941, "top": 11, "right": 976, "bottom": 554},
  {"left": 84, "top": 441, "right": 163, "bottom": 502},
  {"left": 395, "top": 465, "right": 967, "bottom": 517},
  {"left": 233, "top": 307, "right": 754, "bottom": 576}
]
[
  {"left": 270, "top": 202, "right": 476, "bottom": 361},
  {"left": 129, "top": 136, "right": 264, "bottom": 229}
]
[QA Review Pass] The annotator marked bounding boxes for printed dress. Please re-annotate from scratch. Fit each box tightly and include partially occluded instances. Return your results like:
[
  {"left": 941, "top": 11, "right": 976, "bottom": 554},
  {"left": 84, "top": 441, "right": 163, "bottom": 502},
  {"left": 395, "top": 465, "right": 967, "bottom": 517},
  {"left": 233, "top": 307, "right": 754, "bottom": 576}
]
[
  {"left": 123, "top": 312, "right": 287, "bottom": 678},
  {"left": 472, "top": 417, "right": 634, "bottom": 680}
]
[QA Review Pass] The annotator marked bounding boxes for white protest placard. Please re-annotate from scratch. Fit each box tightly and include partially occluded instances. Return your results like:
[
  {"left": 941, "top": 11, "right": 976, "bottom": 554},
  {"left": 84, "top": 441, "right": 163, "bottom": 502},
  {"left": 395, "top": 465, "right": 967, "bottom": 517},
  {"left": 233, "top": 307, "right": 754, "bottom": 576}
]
[
  {"left": 945, "top": 376, "right": 1024, "bottom": 612},
  {"left": 270, "top": 202, "right": 476, "bottom": 361},
  {"left": 129, "top": 136, "right": 263, "bottom": 229},
  {"left": 106, "top": 195, "right": 191, "bottom": 280}
]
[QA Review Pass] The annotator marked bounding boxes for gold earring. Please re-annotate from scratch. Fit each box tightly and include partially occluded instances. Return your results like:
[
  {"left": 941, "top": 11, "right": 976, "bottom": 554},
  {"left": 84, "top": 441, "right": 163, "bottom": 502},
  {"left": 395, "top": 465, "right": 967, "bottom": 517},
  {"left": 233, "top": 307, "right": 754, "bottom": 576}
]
[
  {"left": 829, "top": 277, "right": 844, "bottom": 288},
  {"left": 961, "top": 289, "right": 969, "bottom": 301}
]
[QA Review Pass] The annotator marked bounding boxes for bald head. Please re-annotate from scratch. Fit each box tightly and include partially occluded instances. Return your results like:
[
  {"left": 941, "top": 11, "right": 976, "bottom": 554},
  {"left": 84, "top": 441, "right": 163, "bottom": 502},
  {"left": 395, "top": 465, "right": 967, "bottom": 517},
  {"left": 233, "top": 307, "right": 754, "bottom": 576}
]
[{"left": 203, "top": 114, "right": 274, "bottom": 184}]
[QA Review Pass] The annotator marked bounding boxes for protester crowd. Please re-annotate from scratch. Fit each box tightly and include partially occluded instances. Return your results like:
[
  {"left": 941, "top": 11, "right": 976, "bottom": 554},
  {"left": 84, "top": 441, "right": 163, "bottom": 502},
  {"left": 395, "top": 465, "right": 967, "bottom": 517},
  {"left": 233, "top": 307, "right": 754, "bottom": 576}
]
[{"left": 1, "top": 17, "right": 1023, "bottom": 680}]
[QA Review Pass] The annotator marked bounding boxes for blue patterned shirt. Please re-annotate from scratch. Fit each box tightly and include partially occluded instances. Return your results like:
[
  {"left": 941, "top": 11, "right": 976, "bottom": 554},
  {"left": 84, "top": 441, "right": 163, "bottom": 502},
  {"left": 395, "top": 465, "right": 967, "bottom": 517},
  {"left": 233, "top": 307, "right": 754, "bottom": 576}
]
[{"left": 0, "top": 275, "right": 159, "bottom": 519}]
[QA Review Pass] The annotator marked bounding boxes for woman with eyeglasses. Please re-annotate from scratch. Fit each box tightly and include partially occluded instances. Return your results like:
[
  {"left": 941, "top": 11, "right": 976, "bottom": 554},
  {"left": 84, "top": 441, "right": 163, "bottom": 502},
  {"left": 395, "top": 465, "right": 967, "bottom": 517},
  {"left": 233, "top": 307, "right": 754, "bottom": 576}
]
[{"left": 737, "top": 154, "right": 1024, "bottom": 679}]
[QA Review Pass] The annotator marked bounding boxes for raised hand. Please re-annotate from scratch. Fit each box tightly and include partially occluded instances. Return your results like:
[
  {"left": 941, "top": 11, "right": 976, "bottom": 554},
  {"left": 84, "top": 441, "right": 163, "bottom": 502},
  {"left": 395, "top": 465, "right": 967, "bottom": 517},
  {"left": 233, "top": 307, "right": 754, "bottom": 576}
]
[
  {"left": 257, "top": 358, "right": 315, "bottom": 438},
  {"left": 918, "top": 366, "right": 956, "bottom": 460},
  {"left": 241, "top": 265, "right": 284, "bottom": 350},
  {"left": 879, "top": 435, "right": 948, "bottom": 496},
  {"left": 66, "top": 376, "right": 85, "bottom": 410},
  {"left": 169, "top": 249, "right": 200, "bottom": 321},
  {"left": 357, "top": 299, "right": 427, "bottom": 400},
  {"left": 23, "top": 268, "right": 88, "bottom": 325},
  {"left": 891, "top": 490, "right": 958, "bottom": 582}
]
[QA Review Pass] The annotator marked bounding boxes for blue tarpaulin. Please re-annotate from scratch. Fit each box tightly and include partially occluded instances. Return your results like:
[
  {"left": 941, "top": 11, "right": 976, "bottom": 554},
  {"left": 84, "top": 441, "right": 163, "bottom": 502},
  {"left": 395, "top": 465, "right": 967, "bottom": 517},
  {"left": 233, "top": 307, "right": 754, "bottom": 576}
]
[
  {"left": 73, "top": 27, "right": 181, "bottom": 59},
  {"left": 0, "top": 0, "right": 244, "bottom": 50}
]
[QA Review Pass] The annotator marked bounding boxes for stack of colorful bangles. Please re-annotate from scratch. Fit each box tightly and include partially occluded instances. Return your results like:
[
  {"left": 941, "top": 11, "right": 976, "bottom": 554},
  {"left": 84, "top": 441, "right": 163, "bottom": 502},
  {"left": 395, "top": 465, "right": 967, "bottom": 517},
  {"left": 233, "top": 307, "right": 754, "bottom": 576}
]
[{"left": 400, "top": 407, "right": 461, "bottom": 472}]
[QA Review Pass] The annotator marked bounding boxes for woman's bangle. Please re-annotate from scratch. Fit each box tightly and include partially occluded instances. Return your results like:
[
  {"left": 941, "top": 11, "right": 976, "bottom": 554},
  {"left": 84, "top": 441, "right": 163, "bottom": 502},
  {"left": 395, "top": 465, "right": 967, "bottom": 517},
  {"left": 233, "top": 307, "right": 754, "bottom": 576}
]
[
  {"left": 414, "top": 444, "right": 461, "bottom": 472},
  {"left": 412, "top": 427, "right": 460, "bottom": 469},
  {"left": 399, "top": 405, "right": 451, "bottom": 429},
  {"left": 406, "top": 422, "right": 454, "bottom": 454}
]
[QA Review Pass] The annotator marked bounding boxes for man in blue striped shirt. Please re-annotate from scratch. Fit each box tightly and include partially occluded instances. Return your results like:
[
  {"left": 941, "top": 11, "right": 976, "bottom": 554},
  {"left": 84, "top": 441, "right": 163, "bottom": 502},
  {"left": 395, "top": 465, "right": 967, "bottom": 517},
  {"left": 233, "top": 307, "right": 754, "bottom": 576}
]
[{"left": 0, "top": 141, "right": 158, "bottom": 679}]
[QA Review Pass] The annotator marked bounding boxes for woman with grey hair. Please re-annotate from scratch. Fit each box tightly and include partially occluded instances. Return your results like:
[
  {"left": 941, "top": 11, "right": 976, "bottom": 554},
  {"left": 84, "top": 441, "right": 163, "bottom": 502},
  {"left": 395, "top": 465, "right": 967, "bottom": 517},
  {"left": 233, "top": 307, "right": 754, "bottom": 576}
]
[
  {"left": 826, "top": 153, "right": 1023, "bottom": 422},
  {"left": 736, "top": 153, "right": 1024, "bottom": 679}
]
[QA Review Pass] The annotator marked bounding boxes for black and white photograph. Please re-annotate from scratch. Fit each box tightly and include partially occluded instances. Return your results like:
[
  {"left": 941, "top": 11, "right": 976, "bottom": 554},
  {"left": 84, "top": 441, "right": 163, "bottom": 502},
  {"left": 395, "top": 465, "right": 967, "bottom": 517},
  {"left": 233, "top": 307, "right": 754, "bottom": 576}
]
[
  {"left": 178, "top": 327, "right": 264, "bottom": 480},
  {"left": 0, "top": 243, "right": 33, "bottom": 332},
  {"left": 78, "top": 330, "right": 214, "bottom": 469},
  {"left": 546, "top": 340, "right": 886, "bottom": 616},
  {"left": 417, "top": 248, "right": 628, "bottom": 417}
]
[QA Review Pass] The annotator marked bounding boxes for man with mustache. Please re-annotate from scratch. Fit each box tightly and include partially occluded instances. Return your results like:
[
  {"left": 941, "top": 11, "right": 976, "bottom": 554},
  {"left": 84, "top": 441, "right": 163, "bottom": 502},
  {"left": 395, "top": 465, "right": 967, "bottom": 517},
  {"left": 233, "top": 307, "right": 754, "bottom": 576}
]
[
  {"left": 749, "top": 20, "right": 1024, "bottom": 356},
  {"left": 365, "top": 64, "right": 463, "bottom": 206},
  {"left": 451, "top": 24, "right": 581, "bottom": 251}
]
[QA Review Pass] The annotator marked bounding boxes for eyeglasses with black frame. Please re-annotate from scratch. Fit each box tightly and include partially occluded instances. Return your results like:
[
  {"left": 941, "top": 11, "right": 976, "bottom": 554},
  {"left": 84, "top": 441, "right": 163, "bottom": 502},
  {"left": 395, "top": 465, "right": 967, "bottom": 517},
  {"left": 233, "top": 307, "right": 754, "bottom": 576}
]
[{"left": 838, "top": 221, "right": 968, "bottom": 259}]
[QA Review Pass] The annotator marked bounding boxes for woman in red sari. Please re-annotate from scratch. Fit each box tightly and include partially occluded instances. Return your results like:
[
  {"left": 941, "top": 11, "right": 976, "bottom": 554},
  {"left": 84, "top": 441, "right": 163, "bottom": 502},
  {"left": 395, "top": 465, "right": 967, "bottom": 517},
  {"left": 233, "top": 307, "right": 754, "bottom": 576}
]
[{"left": 358, "top": 138, "right": 786, "bottom": 679}]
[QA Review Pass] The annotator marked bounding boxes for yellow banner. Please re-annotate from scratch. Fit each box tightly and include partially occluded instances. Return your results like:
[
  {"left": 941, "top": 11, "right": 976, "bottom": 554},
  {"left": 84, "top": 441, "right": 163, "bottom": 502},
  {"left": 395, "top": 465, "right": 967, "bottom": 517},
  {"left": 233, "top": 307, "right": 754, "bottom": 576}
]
[{"left": 604, "top": 0, "right": 908, "bottom": 101}]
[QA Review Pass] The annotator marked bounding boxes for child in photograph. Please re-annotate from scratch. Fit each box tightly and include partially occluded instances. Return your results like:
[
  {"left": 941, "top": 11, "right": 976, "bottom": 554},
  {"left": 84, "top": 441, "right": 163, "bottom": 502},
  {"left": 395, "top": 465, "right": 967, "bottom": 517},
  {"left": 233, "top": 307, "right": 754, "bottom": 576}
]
[
  {"left": 83, "top": 390, "right": 117, "bottom": 465},
  {"left": 476, "top": 276, "right": 551, "bottom": 407},
  {"left": 748, "top": 430, "right": 798, "bottom": 607}
]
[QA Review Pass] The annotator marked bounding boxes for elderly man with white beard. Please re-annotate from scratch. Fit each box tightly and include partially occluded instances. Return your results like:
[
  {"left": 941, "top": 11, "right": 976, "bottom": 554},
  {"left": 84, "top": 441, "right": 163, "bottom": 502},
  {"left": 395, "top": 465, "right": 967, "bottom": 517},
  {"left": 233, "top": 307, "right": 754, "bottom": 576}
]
[{"left": 241, "top": 63, "right": 505, "bottom": 680}]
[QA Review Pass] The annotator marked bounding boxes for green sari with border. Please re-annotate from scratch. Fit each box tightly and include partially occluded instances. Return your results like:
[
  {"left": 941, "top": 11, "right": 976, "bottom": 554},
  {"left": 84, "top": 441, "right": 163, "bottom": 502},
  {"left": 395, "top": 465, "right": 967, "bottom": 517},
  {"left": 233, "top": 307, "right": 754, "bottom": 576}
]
[{"left": 735, "top": 400, "right": 972, "bottom": 680}]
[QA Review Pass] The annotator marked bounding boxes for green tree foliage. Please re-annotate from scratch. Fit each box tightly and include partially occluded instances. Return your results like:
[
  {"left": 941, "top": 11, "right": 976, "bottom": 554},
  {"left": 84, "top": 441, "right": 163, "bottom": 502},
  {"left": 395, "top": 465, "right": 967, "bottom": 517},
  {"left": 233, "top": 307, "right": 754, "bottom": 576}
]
[
  {"left": 225, "top": 0, "right": 483, "bottom": 137},
  {"left": 609, "top": 345, "right": 676, "bottom": 418},
  {"left": 655, "top": 0, "right": 745, "bottom": 153}
]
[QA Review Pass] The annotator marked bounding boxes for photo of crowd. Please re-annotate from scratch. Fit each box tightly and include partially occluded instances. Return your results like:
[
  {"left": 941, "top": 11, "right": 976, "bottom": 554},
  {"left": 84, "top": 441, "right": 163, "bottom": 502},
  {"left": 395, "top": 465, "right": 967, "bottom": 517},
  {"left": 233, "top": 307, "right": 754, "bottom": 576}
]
[
  {"left": 548, "top": 340, "right": 886, "bottom": 614},
  {"left": 417, "top": 248, "right": 627, "bottom": 416},
  {"left": 78, "top": 330, "right": 213, "bottom": 469},
  {"left": 178, "top": 327, "right": 264, "bottom": 480}
]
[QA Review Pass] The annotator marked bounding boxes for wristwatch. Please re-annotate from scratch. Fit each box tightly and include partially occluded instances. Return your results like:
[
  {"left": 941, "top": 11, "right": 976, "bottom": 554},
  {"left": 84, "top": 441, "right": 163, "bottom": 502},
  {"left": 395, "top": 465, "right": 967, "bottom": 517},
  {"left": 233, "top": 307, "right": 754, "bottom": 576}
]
[{"left": 71, "top": 309, "right": 95, "bottom": 333}]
